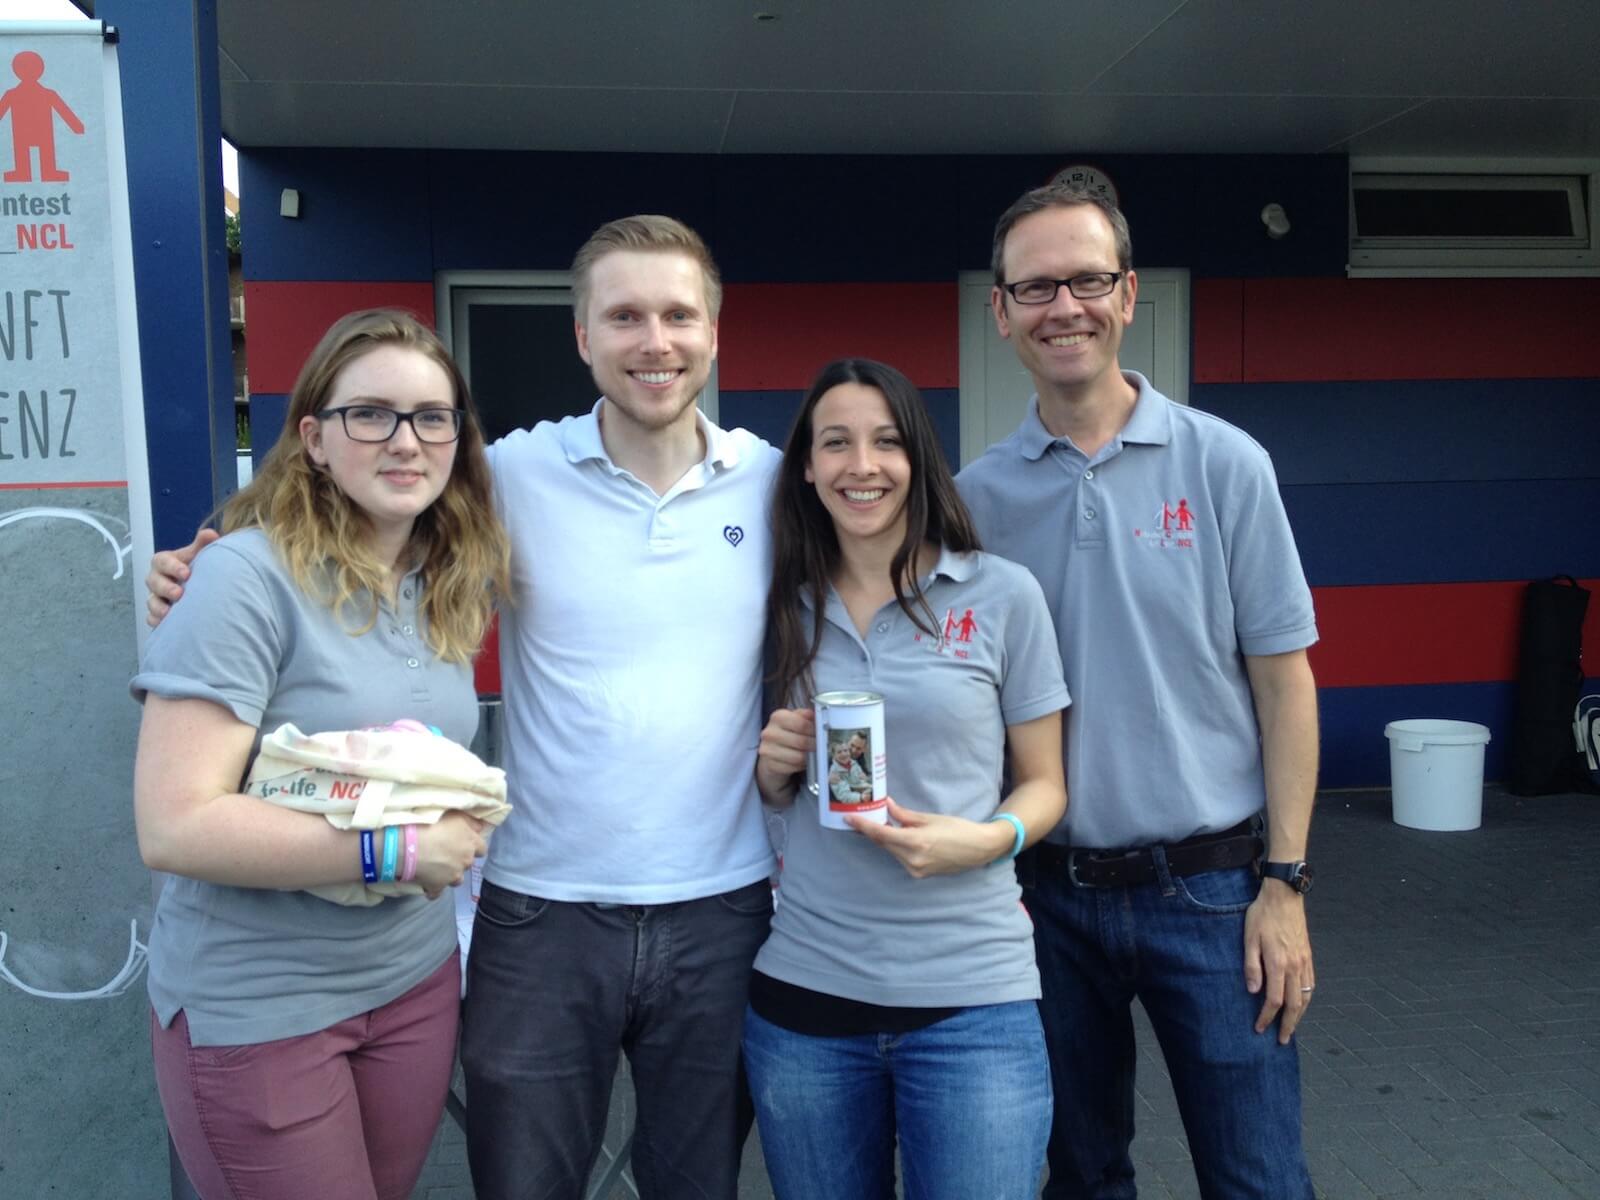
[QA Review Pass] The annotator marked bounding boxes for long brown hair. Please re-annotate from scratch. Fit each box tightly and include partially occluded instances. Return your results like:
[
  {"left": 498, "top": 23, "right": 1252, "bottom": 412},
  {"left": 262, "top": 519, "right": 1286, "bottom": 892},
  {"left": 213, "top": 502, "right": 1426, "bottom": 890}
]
[
  {"left": 768, "top": 358, "right": 979, "bottom": 706},
  {"left": 221, "top": 308, "right": 510, "bottom": 663}
]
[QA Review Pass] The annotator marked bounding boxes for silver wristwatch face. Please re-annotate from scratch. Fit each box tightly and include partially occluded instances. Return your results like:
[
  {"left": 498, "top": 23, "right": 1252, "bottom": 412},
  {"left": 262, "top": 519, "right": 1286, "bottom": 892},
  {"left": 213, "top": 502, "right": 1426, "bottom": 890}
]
[{"left": 1267, "top": 861, "right": 1313, "bottom": 893}]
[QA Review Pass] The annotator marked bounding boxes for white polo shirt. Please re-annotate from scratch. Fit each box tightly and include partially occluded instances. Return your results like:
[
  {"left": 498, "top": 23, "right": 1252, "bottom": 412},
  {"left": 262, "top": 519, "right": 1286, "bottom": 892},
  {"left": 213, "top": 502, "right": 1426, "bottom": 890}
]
[{"left": 484, "top": 404, "right": 780, "bottom": 903}]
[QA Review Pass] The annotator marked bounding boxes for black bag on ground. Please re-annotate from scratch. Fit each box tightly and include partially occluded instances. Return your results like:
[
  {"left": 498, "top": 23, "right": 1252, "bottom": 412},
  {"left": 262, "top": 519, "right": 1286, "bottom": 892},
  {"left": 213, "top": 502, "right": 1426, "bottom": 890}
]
[{"left": 1507, "top": 575, "right": 1591, "bottom": 795}]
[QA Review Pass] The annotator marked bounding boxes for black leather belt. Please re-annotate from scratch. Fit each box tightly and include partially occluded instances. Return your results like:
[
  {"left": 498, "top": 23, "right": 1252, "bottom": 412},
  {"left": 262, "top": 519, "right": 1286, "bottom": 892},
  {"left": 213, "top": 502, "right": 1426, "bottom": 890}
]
[{"left": 1035, "top": 818, "right": 1263, "bottom": 889}]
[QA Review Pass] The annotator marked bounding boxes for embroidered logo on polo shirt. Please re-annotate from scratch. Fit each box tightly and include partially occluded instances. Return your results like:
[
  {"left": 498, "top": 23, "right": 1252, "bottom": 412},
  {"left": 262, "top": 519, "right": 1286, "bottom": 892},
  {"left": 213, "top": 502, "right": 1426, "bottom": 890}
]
[
  {"left": 913, "top": 607, "right": 980, "bottom": 658},
  {"left": 1133, "top": 498, "right": 1196, "bottom": 550},
  {"left": 723, "top": 525, "right": 744, "bottom": 546}
]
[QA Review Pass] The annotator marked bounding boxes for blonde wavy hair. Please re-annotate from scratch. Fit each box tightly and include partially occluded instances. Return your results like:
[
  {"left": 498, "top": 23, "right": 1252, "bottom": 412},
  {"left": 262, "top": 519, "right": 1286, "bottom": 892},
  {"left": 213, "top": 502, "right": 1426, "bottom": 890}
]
[{"left": 221, "top": 308, "right": 510, "bottom": 663}]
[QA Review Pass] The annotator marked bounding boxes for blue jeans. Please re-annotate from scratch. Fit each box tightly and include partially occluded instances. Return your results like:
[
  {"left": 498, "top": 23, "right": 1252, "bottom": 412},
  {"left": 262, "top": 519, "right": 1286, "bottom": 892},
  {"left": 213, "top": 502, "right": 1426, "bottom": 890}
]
[
  {"left": 1028, "top": 858, "right": 1314, "bottom": 1200},
  {"left": 460, "top": 879, "right": 773, "bottom": 1200},
  {"left": 742, "top": 1000, "right": 1051, "bottom": 1200}
]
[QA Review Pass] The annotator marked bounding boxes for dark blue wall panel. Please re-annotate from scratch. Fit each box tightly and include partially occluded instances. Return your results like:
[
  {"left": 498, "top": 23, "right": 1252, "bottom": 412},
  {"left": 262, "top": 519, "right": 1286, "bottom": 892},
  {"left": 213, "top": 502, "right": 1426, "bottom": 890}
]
[
  {"left": 1318, "top": 681, "right": 1515, "bottom": 789},
  {"left": 427, "top": 151, "right": 719, "bottom": 271},
  {"left": 1286, "top": 479, "right": 1600, "bottom": 587},
  {"left": 1195, "top": 378, "right": 1600, "bottom": 486},
  {"left": 719, "top": 390, "right": 800, "bottom": 452},
  {"left": 245, "top": 148, "right": 1352, "bottom": 283},
  {"left": 104, "top": 0, "right": 238, "bottom": 546},
  {"left": 955, "top": 154, "right": 1350, "bottom": 279},
  {"left": 239, "top": 150, "right": 433, "bottom": 281},
  {"left": 711, "top": 157, "right": 960, "bottom": 282},
  {"left": 248, "top": 393, "right": 289, "bottom": 463},
  {"left": 720, "top": 388, "right": 961, "bottom": 472}
]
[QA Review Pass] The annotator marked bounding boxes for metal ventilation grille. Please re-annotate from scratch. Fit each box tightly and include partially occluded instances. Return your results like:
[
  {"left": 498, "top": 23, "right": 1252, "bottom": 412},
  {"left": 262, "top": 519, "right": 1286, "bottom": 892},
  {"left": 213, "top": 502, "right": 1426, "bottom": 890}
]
[{"left": 1349, "top": 172, "right": 1596, "bottom": 274}]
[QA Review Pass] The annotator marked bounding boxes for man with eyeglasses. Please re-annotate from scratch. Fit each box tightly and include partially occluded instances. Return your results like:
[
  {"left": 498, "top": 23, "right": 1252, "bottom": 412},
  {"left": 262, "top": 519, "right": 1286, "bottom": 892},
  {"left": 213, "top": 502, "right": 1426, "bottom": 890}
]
[{"left": 957, "top": 182, "right": 1320, "bottom": 1199}]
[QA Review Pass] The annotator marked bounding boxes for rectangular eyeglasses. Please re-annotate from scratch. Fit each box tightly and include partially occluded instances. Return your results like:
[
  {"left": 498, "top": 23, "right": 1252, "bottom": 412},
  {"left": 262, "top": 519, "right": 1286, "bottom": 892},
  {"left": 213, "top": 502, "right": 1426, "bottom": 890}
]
[
  {"left": 317, "top": 405, "right": 463, "bottom": 444},
  {"left": 1000, "top": 272, "right": 1124, "bottom": 304}
]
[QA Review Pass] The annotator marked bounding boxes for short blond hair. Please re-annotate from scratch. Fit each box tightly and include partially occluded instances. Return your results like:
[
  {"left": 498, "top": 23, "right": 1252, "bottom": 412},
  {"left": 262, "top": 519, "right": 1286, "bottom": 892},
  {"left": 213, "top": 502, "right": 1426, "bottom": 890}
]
[{"left": 570, "top": 214, "right": 723, "bottom": 323}]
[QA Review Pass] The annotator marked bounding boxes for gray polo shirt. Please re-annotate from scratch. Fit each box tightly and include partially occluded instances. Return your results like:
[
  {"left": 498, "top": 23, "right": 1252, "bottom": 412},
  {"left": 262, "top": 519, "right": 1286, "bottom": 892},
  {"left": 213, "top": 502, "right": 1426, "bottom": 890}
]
[
  {"left": 957, "top": 373, "right": 1317, "bottom": 850},
  {"left": 131, "top": 529, "right": 467, "bottom": 1046},
  {"left": 754, "top": 548, "right": 1068, "bottom": 1008}
]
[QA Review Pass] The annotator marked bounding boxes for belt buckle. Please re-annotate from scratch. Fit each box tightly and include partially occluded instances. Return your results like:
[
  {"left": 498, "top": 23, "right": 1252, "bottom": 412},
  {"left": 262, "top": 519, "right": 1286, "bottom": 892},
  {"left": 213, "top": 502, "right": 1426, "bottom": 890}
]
[
  {"left": 1067, "top": 848, "right": 1134, "bottom": 888},
  {"left": 1065, "top": 849, "right": 1089, "bottom": 888}
]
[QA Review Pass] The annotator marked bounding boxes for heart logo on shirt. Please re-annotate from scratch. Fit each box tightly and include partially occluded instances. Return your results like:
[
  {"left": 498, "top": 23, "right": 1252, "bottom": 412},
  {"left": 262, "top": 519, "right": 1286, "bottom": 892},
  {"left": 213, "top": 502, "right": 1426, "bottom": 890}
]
[{"left": 723, "top": 525, "right": 744, "bottom": 547}]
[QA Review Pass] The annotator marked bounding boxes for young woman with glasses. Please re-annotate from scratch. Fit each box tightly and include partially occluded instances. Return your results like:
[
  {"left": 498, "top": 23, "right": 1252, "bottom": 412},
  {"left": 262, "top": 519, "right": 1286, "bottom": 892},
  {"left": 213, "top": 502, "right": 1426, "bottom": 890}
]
[
  {"left": 131, "top": 309, "right": 510, "bottom": 1200},
  {"left": 746, "top": 357, "right": 1069, "bottom": 1200}
]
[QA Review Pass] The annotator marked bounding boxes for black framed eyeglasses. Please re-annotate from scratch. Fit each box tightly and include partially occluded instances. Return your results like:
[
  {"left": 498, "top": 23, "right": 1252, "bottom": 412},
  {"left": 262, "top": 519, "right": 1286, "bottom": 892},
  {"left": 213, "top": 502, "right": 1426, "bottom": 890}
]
[
  {"left": 1000, "top": 272, "right": 1125, "bottom": 305},
  {"left": 318, "top": 405, "right": 463, "bottom": 444}
]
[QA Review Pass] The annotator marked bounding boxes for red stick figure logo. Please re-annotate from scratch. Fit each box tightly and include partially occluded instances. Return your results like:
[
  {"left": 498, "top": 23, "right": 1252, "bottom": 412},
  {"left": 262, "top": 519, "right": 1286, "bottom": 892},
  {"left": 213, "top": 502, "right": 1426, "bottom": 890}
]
[
  {"left": 0, "top": 51, "right": 85, "bottom": 183},
  {"left": 943, "top": 608, "right": 979, "bottom": 644},
  {"left": 1160, "top": 499, "right": 1194, "bottom": 533}
]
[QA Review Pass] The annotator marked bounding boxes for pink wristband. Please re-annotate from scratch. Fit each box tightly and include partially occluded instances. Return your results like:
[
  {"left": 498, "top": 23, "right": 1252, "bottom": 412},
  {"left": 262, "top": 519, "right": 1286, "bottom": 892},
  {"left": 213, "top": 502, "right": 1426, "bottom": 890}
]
[{"left": 401, "top": 824, "right": 419, "bottom": 883}]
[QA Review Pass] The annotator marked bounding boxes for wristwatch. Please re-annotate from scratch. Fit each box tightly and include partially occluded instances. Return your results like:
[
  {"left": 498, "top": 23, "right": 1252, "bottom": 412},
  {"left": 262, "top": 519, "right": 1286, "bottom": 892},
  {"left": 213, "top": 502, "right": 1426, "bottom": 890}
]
[{"left": 1260, "top": 860, "right": 1314, "bottom": 894}]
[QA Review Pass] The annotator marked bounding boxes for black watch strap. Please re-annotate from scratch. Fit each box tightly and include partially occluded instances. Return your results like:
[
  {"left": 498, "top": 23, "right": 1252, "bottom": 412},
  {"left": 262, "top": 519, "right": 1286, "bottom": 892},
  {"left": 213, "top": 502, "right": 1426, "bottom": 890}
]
[{"left": 1261, "top": 860, "right": 1314, "bottom": 894}]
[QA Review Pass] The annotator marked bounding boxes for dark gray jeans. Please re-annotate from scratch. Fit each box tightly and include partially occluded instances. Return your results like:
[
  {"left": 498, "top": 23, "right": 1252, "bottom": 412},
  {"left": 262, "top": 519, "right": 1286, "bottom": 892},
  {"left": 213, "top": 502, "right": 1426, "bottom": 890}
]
[{"left": 460, "top": 879, "right": 774, "bottom": 1200}]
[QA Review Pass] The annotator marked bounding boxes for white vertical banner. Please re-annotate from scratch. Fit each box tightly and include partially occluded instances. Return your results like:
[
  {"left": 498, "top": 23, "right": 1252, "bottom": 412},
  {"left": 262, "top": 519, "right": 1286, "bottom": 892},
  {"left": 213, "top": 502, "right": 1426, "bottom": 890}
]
[
  {"left": 0, "top": 11, "right": 160, "bottom": 1153},
  {"left": 0, "top": 20, "right": 152, "bottom": 622}
]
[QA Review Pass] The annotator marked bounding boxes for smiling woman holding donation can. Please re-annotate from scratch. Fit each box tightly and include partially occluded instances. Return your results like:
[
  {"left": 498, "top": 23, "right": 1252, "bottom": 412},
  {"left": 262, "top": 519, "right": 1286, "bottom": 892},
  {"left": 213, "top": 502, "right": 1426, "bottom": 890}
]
[
  {"left": 749, "top": 358, "right": 1069, "bottom": 1200},
  {"left": 130, "top": 309, "right": 509, "bottom": 1200}
]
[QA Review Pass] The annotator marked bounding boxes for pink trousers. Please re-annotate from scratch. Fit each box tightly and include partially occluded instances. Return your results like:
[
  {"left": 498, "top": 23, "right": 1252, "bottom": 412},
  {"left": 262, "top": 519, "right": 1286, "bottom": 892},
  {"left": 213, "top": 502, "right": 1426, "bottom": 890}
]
[{"left": 151, "top": 951, "right": 460, "bottom": 1200}]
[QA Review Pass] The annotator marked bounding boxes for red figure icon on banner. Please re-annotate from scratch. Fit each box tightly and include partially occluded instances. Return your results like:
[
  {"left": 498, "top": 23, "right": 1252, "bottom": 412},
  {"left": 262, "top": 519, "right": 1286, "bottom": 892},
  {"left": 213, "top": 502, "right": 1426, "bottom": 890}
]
[{"left": 0, "top": 51, "right": 85, "bottom": 183}]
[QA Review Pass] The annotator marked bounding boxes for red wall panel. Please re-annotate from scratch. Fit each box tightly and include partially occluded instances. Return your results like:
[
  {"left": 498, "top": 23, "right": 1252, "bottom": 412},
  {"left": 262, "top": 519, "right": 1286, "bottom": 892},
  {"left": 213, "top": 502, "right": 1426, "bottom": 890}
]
[
  {"left": 244, "top": 282, "right": 438, "bottom": 393},
  {"left": 474, "top": 613, "right": 501, "bottom": 697},
  {"left": 1239, "top": 278, "right": 1600, "bottom": 382},
  {"left": 1192, "top": 278, "right": 1243, "bottom": 383},
  {"left": 1310, "top": 579, "right": 1600, "bottom": 688},
  {"left": 717, "top": 283, "right": 958, "bottom": 391}
]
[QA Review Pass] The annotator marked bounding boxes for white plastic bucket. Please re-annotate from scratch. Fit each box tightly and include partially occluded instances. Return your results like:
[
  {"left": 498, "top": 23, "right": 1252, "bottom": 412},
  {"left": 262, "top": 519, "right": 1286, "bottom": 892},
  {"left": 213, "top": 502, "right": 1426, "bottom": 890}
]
[{"left": 1383, "top": 719, "right": 1491, "bottom": 831}]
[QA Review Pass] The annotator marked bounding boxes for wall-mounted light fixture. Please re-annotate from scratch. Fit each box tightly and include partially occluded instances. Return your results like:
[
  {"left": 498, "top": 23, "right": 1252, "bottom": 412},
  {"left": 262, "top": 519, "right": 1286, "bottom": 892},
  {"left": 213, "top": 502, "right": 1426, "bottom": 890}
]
[
  {"left": 279, "top": 188, "right": 301, "bottom": 219},
  {"left": 1260, "top": 203, "right": 1290, "bottom": 239}
]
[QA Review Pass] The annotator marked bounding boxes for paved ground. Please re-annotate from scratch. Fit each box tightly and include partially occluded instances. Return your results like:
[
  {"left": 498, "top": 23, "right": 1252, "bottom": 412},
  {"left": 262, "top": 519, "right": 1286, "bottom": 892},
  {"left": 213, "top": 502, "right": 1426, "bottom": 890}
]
[
  {"left": 411, "top": 786, "right": 1600, "bottom": 1200},
  {"left": 1133, "top": 786, "right": 1600, "bottom": 1200}
]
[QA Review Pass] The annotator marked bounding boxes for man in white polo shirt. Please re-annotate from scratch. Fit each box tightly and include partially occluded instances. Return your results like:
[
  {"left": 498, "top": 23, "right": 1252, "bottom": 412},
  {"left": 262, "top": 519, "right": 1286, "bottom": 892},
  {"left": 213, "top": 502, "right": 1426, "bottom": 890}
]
[
  {"left": 146, "top": 216, "right": 780, "bottom": 1200},
  {"left": 458, "top": 215, "right": 779, "bottom": 1200},
  {"left": 957, "top": 183, "right": 1320, "bottom": 1198}
]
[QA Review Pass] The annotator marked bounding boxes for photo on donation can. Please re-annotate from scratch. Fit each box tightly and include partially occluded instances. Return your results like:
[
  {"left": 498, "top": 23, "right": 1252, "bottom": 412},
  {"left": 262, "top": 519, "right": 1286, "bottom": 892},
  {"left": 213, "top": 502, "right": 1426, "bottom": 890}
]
[{"left": 809, "top": 691, "right": 888, "bottom": 830}]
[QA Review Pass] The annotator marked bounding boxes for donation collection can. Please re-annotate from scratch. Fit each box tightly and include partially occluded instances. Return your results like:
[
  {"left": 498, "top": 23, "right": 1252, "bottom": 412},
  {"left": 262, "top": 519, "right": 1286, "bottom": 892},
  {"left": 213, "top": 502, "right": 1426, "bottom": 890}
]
[{"left": 808, "top": 690, "right": 888, "bottom": 830}]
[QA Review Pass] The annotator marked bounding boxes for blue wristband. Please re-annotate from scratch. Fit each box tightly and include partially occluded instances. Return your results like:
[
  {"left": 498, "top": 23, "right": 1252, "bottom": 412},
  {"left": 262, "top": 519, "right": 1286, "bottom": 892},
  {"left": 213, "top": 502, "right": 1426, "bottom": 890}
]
[
  {"left": 988, "top": 813, "right": 1026, "bottom": 864},
  {"left": 380, "top": 826, "right": 400, "bottom": 883},
  {"left": 359, "top": 830, "right": 379, "bottom": 883}
]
